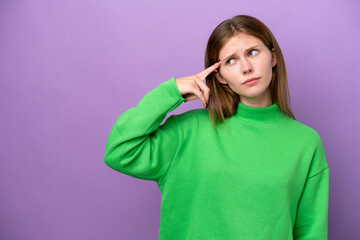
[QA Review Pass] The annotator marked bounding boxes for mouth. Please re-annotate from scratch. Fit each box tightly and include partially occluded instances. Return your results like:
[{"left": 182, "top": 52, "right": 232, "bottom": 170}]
[{"left": 243, "top": 77, "right": 260, "bottom": 85}]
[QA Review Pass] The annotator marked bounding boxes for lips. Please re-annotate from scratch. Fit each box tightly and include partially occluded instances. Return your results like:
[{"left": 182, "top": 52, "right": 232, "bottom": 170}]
[{"left": 243, "top": 77, "right": 259, "bottom": 84}]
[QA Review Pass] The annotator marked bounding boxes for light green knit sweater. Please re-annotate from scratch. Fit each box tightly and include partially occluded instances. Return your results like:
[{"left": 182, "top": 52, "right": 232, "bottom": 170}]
[{"left": 104, "top": 77, "right": 329, "bottom": 240}]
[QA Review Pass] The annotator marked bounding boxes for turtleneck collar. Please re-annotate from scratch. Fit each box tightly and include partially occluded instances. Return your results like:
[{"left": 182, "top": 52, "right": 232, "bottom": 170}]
[{"left": 234, "top": 100, "right": 285, "bottom": 123}]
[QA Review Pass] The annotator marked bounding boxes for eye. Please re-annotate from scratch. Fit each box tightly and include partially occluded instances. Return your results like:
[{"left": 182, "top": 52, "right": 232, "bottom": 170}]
[
  {"left": 249, "top": 49, "right": 258, "bottom": 56},
  {"left": 225, "top": 49, "right": 259, "bottom": 65},
  {"left": 226, "top": 58, "right": 235, "bottom": 65}
]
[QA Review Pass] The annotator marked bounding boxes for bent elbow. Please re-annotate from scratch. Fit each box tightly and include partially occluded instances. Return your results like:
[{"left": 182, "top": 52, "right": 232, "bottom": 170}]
[
  {"left": 103, "top": 141, "right": 135, "bottom": 171},
  {"left": 103, "top": 142, "right": 124, "bottom": 169},
  {"left": 103, "top": 151, "right": 112, "bottom": 167}
]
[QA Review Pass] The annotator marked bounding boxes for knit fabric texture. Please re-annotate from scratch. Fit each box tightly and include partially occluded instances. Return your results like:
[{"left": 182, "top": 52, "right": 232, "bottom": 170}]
[{"left": 104, "top": 77, "right": 329, "bottom": 240}]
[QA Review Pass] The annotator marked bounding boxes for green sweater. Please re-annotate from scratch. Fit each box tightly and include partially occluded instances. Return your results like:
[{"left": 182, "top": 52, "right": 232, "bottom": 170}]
[{"left": 104, "top": 77, "right": 329, "bottom": 240}]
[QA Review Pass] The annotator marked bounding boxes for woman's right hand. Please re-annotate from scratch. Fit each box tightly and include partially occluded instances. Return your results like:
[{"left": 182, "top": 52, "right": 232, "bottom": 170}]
[{"left": 174, "top": 61, "right": 221, "bottom": 108}]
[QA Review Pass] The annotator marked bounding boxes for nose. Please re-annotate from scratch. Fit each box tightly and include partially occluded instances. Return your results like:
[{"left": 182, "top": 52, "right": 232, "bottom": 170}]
[{"left": 240, "top": 58, "right": 253, "bottom": 74}]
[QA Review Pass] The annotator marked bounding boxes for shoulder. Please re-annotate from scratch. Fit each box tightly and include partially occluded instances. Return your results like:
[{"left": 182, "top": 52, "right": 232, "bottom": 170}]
[
  {"left": 173, "top": 108, "right": 208, "bottom": 119},
  {"left": 282, "top": 116, "right": 323, "bottom": 147},
  {"left": 170, "top": 107, "right": 208, "bottom": 122},
  {"left": 166, "top": 108, "right": 209, "bottom": 130},
  {"left": 283, "top": 117, "right": 329, "bottom": 175},
  {"left": 281, "top": 117, "right": 328, "bottom": 173}
]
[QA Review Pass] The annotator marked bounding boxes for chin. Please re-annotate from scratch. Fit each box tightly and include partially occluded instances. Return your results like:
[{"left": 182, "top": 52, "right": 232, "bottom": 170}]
[{"left": 239, "top": 88, "right": 267, "bottom": 97}]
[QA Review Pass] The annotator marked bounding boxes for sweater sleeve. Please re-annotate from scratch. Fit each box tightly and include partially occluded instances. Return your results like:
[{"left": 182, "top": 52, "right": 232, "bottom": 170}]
[
  {"left": 293, "top": 136, "right": 330, "bottom": 240},
  {"left": 104, "top": 77, "right": 185, "bottom": 183}
]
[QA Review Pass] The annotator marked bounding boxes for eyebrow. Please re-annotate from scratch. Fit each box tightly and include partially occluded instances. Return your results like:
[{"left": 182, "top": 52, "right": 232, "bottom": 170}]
[{"left": 220, "top": 45, "right": 260, "bottom": 62}]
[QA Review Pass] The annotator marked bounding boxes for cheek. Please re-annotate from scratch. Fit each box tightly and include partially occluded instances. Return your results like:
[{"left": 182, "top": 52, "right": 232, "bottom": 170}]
[
  {"left": 257, "top": 62, "right": 272, "bottom": 77},
  {"left": 220, "top": 67, "right": 239, "bottom": 79},
  {"left": 262, "top": 58, "right": 274, "bottom": 73},
  {"left": 265, "top": 63, "right": 274, "bottom": 77}
]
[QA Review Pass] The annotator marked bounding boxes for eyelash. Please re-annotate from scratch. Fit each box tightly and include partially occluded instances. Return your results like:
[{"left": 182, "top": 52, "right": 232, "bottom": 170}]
[{"left": 225, "top": 49, "right": 258, "bottom": 65}]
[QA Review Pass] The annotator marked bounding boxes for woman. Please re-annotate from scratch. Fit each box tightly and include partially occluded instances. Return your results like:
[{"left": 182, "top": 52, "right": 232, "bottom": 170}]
[{"left": 104, "top": 15, "right": 329, "bottom": 240}]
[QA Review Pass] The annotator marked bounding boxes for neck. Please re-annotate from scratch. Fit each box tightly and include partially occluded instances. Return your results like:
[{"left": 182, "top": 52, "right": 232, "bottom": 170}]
[
  {"left": 234, "top": 100, "right": 285, "bottom": 123},
  {"left": 239, "top": 89, "right": 273, "bottom": 108}
]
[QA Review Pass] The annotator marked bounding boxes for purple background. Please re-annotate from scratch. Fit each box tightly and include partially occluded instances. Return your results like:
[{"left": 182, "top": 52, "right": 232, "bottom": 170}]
[{"left": 0, "top": 0, "right": 359, "bottom": 239}]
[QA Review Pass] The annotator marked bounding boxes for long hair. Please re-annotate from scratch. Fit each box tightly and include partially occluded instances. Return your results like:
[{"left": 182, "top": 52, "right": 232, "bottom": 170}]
[{"left": 205, "top": 15, "right": 295, "bottom": 128}]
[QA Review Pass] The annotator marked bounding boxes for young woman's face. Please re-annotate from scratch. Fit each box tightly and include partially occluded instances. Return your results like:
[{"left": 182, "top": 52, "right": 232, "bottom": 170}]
[{"left": 215, "top": 33, "right": 277, "bottom": 106}]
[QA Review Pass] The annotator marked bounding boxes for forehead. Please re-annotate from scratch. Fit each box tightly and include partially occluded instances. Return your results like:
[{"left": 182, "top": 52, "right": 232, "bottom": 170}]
[{"left": 219, "top": 33, "right": 263, "bottom": 58}]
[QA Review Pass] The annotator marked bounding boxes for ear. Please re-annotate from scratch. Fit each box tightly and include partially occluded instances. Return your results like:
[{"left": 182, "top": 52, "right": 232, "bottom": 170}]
[
  {"left": 271, "top": 48, "right": 277, "bottom": 68},
  {"left": 214, "top": 69, "right": 228, "bottom": 84}
]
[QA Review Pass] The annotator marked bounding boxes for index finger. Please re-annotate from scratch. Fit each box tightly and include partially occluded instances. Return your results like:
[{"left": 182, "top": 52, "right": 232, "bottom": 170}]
[{"left": 196, "top": 61, "right": 221, "bottom": 80}]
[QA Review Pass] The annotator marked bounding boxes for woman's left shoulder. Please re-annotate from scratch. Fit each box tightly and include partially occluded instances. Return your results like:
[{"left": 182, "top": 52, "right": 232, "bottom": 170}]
[{"left": 282, "top": 116, "right": 323, "bottom": 144}]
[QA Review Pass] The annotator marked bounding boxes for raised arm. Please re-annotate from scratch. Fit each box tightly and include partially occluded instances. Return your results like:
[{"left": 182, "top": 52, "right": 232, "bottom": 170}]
[
  {"left": 104, "top": 77, "right": 184, "bottom": 182},
  {"left": 104, "top": 61, "right": 221, "bottom": 183}
]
